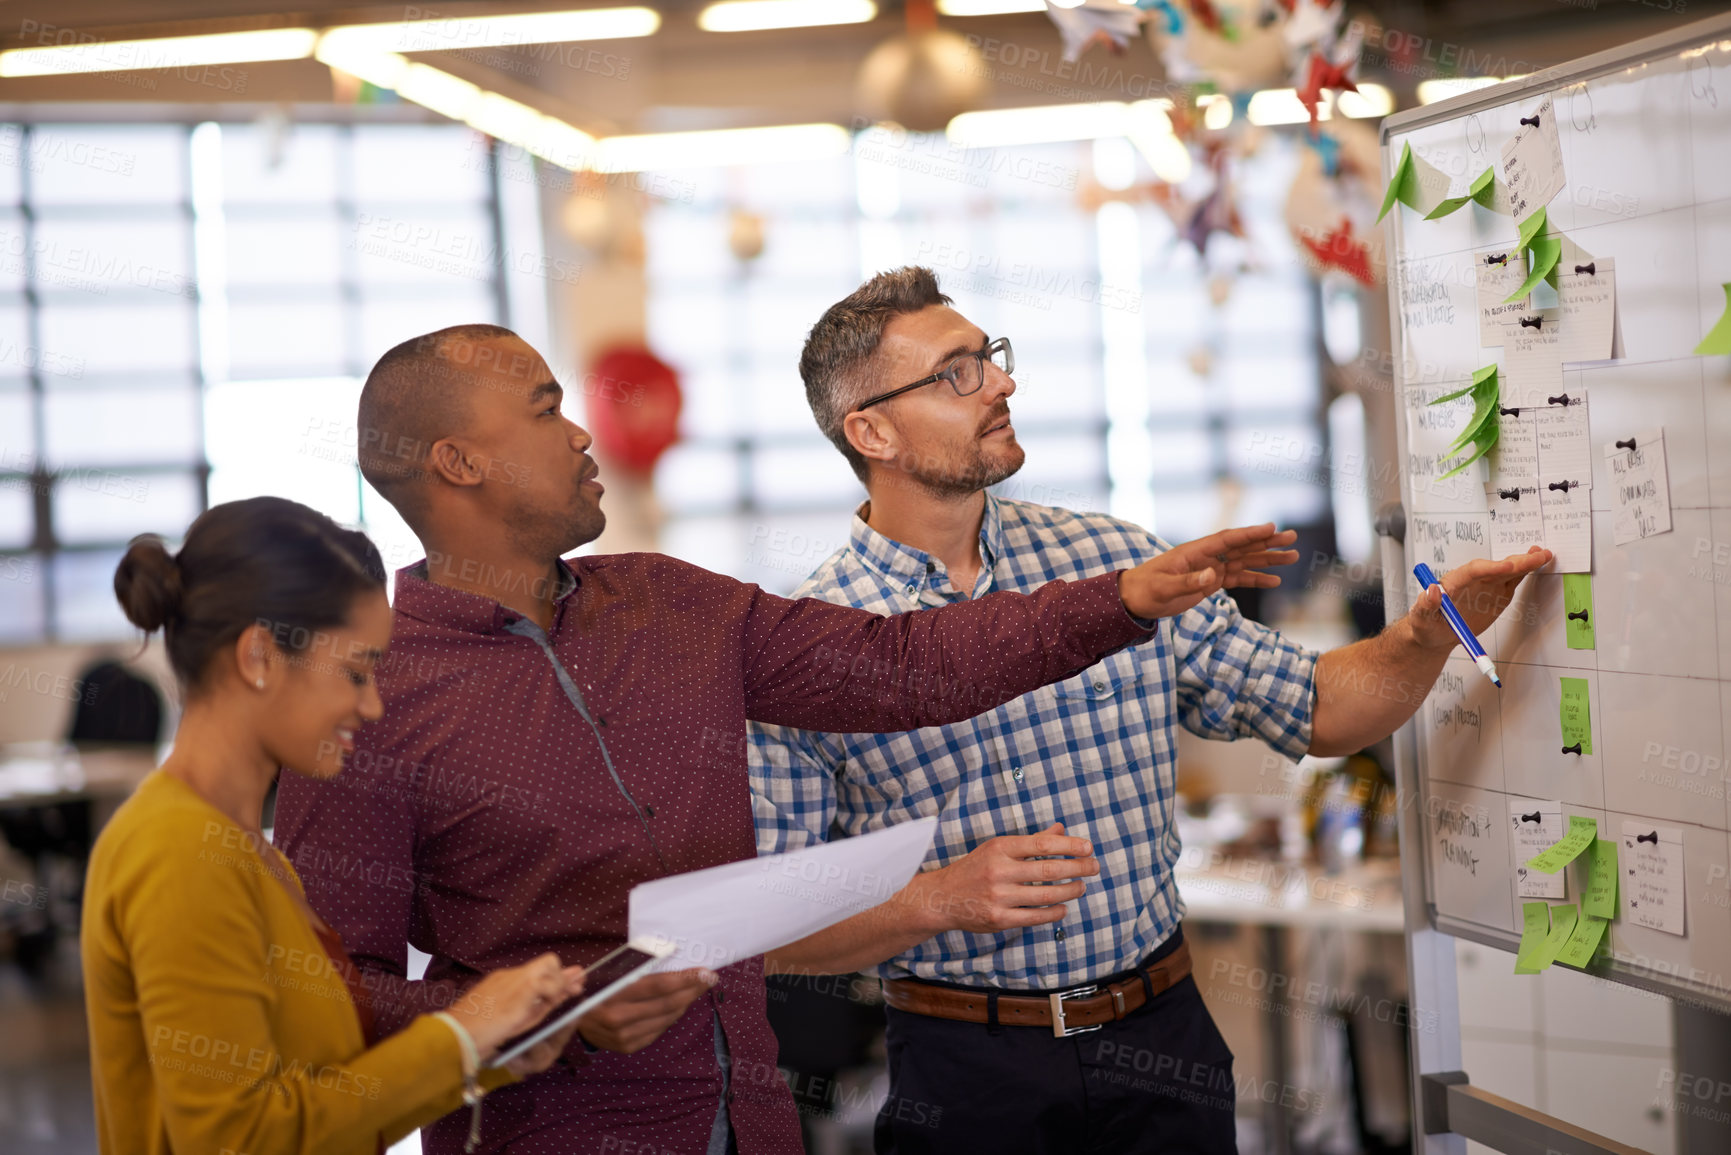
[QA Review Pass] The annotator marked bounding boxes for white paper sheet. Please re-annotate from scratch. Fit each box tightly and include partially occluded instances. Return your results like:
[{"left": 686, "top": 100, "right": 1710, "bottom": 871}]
[
  {"left": 1556, "top": 258, "right": 1618, "bottom": 364},
  {"left": 1490, "top": 408, "right": 1539, "bottom": 489},
  {"left": 1476, "top": 247, "right": 1530, "bottom": 345},
  {"left": 628, "top": 817, "right": 939, "bottom": 972},
  {"left": 1539, "top": 476, "right": 1593, "bottom": 573},
  {"left": 1512, "top": 800, "right": 1566, "bottom": 899},
  {"left": 1535, "top": 396, "right": 1592, "bottom": 482},
  {"left": 1504, "top": 319, "right": 1564, "bottom": 406},
  {"left": 1605, "top": 429, "right": 1674, "bottom": 545},
  {"left": 1486, "top": 482, "right": 1544, "bottom": 558},
  {"left": 1621, "top": 821, "right": 1686, "bottom": 937},
  {"left": 1500, "top": 95, "right": 1565, "bottom": 220}
]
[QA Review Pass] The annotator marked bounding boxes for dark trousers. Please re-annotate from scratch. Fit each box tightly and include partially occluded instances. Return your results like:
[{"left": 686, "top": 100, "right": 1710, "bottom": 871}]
[{"left": 874, "top": 929, "right": 1237, "bottom": 1155}]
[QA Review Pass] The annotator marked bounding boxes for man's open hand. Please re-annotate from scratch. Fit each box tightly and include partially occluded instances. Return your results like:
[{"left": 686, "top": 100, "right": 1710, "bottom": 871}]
[
  {"left": 1410, "top": 546, "right": 1553, "bottom": 649},
  {"left": 1118, "top": 523, "right": 1299, "bottom": 621},
  {"left": 575, "top": 968, "right": 717, "bottom": 1055}
]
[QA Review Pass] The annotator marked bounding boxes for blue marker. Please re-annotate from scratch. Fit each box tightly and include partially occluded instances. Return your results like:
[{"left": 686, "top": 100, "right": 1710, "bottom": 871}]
[{"left": 1414, "top": 563, "right": 1501, "bottom": 688}]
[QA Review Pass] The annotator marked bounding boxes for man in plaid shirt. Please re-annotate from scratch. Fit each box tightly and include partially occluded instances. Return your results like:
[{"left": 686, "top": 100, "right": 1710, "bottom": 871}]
[{"left": 748, "top": 268, "right": 1548, "bottom": 1154}]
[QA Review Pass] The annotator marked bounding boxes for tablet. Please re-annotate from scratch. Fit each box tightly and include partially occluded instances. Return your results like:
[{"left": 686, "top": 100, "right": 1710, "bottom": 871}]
[{"left": 486, "top": 936, "right": 675, "bottom": 1069}]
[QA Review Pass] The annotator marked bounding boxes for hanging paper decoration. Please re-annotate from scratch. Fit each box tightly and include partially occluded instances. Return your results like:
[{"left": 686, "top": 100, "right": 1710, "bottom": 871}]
[
  {"left": 584, "top": 346, "right": 683, "bottom": 476},
  {"left": 1044, "top": 0, "right": 1146, "bottom": 62},
  {"left": 1298, "top": 217, "right": 1375, "bottom": 286},
  {"left": 1285, "top": 117, "right": 1384, "bottom": 286},
  {"left": 1295, "top": 48, "right": 1358, "bottom": 127}
]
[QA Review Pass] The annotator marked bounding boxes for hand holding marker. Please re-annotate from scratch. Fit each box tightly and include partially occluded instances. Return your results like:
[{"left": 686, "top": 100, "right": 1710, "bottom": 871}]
[{"left": 1413, "top": 563, "right": 1501, "bottom": 688}]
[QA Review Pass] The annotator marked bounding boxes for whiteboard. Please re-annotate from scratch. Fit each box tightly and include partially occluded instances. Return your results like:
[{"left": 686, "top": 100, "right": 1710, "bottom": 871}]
[{"left": 1384, "top": 13, "right": 1731, "bottom": 1013}]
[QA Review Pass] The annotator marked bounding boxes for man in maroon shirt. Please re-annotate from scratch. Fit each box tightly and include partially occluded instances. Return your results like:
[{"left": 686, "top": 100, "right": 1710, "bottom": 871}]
[{"left": 273, "top": 324, "right": 1296, "bottom": 1155}]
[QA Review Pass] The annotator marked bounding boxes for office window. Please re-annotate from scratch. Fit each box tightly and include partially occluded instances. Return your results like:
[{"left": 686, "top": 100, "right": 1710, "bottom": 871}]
[
  {"left": 0, "top": 120, "right": 522, "bottom": 641},
  {"left": 643, "top": 131, "right": 1325, "bottom": 595}
]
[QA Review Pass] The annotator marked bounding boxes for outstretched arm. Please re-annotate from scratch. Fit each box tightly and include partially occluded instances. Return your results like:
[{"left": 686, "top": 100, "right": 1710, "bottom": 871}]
[
  {"left": 743, "top": 523, "right": 1297, "bottom": 734},
  {"left": 1309, "top": 547, "right": 1552, "bottom": 756}
]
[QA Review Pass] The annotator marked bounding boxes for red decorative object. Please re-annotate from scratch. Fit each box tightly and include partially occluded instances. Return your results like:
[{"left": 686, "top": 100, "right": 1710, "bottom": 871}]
[
  {"left": 1297, "top": 50, "right": 1358, "bottom": 128},
  {"left": 583, "top": 345, "right": 683, "bottom": 475},
  {"left": 1299, "top": 217, "right": 1376, "bottom": 286}
]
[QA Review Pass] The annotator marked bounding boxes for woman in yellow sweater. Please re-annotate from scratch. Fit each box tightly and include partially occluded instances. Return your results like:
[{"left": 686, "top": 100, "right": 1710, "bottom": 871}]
[{"left": 83, "top": 496, "right": 585, "bottom": 1155}]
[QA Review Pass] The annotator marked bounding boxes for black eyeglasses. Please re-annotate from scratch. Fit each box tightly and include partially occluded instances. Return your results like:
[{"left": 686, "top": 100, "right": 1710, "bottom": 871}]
[{"left": 855, "top": 337, "right": 1014, "bottom": 411}]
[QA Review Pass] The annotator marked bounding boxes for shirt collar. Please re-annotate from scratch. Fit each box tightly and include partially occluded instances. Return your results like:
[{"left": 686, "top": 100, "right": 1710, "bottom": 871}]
[
  {"left": 848, "top": 492, "right": 1005, "bottom": 594},
  {"left": 393, "top": 556, "right": 579, "bottom": 634}
]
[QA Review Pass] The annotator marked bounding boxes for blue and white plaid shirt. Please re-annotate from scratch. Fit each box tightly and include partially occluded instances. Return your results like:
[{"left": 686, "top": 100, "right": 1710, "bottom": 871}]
[{"left": 747, "top": 494, "right": 1320, "bottom": 990}]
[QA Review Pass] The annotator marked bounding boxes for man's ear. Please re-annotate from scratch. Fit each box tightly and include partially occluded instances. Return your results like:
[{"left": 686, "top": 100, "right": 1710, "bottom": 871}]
[
  {"left": 425, "top": 438, "right": 485, "bottom": 489},
  {"left": 843, "top": 410, "right": 898, "bottom": 469}
]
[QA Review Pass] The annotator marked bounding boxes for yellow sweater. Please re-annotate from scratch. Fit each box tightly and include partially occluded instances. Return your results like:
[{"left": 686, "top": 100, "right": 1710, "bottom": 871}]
[{"left": 82, "top": 770, "right": 508, "bottom": 1155}]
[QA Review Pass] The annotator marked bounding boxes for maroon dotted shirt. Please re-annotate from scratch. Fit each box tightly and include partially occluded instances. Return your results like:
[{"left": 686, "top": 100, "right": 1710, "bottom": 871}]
[{"left": 273, "top": 551, "right": 1149, "bottom": 1155}]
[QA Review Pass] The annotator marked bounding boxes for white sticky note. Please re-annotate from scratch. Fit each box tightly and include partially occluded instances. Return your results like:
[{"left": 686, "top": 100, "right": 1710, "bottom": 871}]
[
  {"left": 1557, "top": 258, "right": 1617, "bottom": 364},
  {"left": 1535, "top": 396, "right": 1592, "bottom": 482},
  {"left": 1491, "top": 408, "right": 1539, "bottom": 489},
  {"left": 1477, "top": 247, "right": 1531, "bottom": 345},
  {"left": 1512, "top": 800, "right": 1566, "bottom": 899},
  {"left": 1539, "top": 477, "right": 1592, "bottom": 573},
  {"left": 1408, "top": 511, "right": 1489, "bottom": 579},
  {"left": 1504, "top": 321, "right": 1564, "bottom": 406},
  {"left": 1486, "top": 482, "right": 1545, "bottom": 558},
  {"left": 1621, "top": 821, "right": 1686, "bottom": 937},
  {"left": 1501, "top": 95, "right": 1565, "bottom": 220},
  {"left": 1605, "top": 430, "right": 1673, "bottom": 545}
]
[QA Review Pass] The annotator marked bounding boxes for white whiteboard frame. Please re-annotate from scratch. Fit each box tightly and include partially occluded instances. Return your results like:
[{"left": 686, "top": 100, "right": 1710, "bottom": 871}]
[{"left": 1380, "top": 10, "right": 1731, "bottom": 1021}]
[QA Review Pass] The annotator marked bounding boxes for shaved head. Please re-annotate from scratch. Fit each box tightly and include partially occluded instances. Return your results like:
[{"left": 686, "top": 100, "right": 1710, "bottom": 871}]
[{"left": 357, "top": 323, "right": 523, "bottom": 527}]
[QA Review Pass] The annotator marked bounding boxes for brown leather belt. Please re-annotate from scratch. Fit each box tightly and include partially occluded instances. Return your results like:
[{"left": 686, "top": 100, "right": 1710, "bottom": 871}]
[{"left": 882, "top": 940, "right": 1192, "bottom": 1037}]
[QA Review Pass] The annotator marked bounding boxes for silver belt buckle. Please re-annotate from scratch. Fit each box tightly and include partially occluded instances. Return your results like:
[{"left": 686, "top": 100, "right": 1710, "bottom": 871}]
[{"left": 1048, "top": 984, "right": 1101, "bottom": 1037}]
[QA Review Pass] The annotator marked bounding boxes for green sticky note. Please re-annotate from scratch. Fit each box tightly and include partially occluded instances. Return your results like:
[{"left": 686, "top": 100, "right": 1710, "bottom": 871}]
[
  {"left": 1556, "top": 914, "right": 1609, "bottom": 969},
  {"left": 1516, "top": 205, "right": 1549, "bottom": 250},
  {"left": 1437, "top": 417, "right": 1498, "bottom": 481},
  {"left": 1563, "top": 574, "right": 1595, "bottom": 650},
  {"left": 1424, "top": 165, "right": 1497, "bottom": 220},
  {"left": 1559, "top": 677, "right": 1592, "bottom": 755},
  {"left": 1535, "top": 903, "right": 1579, "bottom": 969},
  {"left": 1430, "top": 365, "right": 1500, "bottom": 452},
  {"left": 1697, "top": 283, "right": 1731, "bottom": 356},
  {"left": 1527, "top": 814, "right": 1597, "bottom": 874},
  {"left": 1376, "top": 142, "right": 1416, "bottom": 223},
  {"left": 1505, "top": 236, "right": 1562, "bottom": 303},
  {"left": 1583, "top": 837, "right": 1618, "bottom": 920},
  {"left": 1515, "top": 901, "right": 1552, "bottom": 974}
]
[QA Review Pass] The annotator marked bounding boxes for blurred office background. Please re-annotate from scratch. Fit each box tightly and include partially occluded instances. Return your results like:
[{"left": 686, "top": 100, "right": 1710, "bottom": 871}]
[{"left": 0, "top": 2, "right": 1723, "bottom": 1153}]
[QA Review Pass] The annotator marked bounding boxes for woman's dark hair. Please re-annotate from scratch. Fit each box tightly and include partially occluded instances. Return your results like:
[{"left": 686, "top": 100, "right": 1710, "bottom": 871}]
[{"left": 113, "top": 497, "right": 387, "bottom": 694}]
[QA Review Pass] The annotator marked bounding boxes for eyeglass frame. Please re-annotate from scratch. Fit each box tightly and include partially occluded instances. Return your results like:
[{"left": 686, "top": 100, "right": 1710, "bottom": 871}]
[{"left": 853, "top": 336, "right": 1014, "bottom": 412}]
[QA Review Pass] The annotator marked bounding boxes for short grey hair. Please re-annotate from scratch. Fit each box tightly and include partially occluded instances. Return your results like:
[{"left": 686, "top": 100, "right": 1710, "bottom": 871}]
[{"left": 799, "top": 266, "right": 952, "bottom": 482}]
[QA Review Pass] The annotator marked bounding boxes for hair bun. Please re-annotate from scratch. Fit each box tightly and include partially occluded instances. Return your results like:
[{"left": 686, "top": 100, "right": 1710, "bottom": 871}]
[{"left": 114, "top": 535, "right": 184, "bottom": 633}]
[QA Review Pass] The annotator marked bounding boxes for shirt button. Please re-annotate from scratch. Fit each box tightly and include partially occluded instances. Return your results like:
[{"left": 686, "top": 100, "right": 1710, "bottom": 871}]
[
  {"left": 1055, "top": 928, "right": 1067, "bottom": 941},
  {"left": 715, "top": 988, "right": 726, "bottom": 1003},
  {"left": 1092, "top": 680, "right": 1106, "bottom": 692},
  {"left": 906, "top": 582, "right": 917, "bottom": 593},
  {"left": 925, "top": 561, "right": 935, "bottom": 573},
  {"left": 1011, "top": 765, "right": 1024, "bottom": 783}
]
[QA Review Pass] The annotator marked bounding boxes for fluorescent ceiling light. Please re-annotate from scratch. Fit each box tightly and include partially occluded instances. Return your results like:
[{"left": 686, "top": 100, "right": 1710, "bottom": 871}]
[
  {"left": 1337, "top": 84, "right": 1394, "bottom": 118},
  {"left": 946, "top": 100, "right": 1189, "bottom": 181},
  {"left": 935, "top": 0, "right": 1045, "bottom": 14},
  {"left": 594, "top": 123, "right": 850, "bottom": 171},
  {"left": 314, "top": 32, "right": 595, "bottom": 169},
  {"left": 330, "top": 8, "right": 660, "bottom": 53},
  {"left": 698, "top": 0, "right": 877, "bottom": 32},
  {"left": 1416, "top": 76, "right": 1504, "bottom": 105},
  {"left": 947, "top": 101, "right": 1169, "bottom": 148},
  {"left": 0, "top": 27, "right": 317, "bottom": 77},
  {"left": 1243, "top": 84, "right": 1391, "bottom": 126}
]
